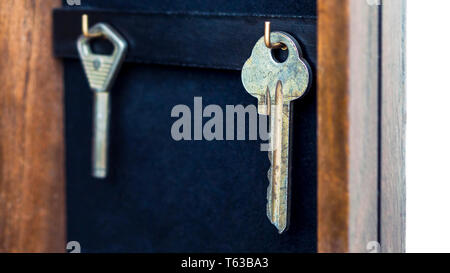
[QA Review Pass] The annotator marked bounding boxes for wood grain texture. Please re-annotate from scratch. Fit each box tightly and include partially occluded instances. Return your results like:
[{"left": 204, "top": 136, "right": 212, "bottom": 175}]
[
  {"left": 0, "top": 0, "right": 65, "bottom": 252},
  {"left": 380, "top": 0, "right": 406, "bottom": 253},
  {"left": 318, "top": 0, "right": 379, "bottom": 253},
  {"left": 348, "top": 0, "right": 379, "bottom": 253},
  {"left": 318, "top": 0, "right": 350, "bottom": 253}
]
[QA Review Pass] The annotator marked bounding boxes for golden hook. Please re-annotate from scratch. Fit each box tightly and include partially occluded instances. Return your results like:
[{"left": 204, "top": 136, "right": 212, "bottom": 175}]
[
  {"left": 82, "top": 14, "right": 103, "bottom": 38},
  {"left": 264, "top": 21, "right": 287, "bottom": 50}
]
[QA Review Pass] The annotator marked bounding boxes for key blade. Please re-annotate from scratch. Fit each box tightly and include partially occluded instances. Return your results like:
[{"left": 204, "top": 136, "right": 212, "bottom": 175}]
[
  {"left": 267, "top": 81, "right": 290, "bottom": 233},
  {"left": 92, "top": 92, "right": 110, "bottom": 178}
]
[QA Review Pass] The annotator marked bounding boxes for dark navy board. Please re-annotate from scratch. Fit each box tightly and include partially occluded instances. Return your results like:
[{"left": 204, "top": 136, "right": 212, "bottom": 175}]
[
  {"left": 59, "top": 0, "right": 317, "bottom": 253},
  {"left": 63, "top": 0, "right": 316, "bottom": 16}
]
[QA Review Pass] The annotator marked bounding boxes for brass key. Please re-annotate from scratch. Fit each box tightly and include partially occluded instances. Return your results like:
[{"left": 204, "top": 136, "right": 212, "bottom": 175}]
[
  {"left": 241, "top": 31, "right": 311, "bottom": 233},
  {"left": 77, "top": 23, "right": 127, "bottom": 178}
]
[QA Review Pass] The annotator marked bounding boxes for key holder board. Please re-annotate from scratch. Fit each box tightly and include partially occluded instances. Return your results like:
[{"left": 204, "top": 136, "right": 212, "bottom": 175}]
[
  {"left": 0, "top": 0, "right": 405, "bottom": 253},
  {"left": 44, "top": 0, "right": 406, "bottom": 253},
  {"left": 54, "top": 1, "right": 317, "bottom": 252}
]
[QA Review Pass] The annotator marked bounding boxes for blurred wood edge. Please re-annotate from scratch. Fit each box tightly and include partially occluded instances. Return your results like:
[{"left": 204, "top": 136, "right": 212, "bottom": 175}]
[
  {"left": 318, "top": 0, "right": 405, "bottom": 253},
  {"left": 0, "top": 0, "right": 65, "bottom": 253}
]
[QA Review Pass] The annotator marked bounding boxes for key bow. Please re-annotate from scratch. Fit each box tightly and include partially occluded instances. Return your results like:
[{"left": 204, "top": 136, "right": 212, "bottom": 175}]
[{"left": 241, "top": 32, "right": 311, "bottom": 114}]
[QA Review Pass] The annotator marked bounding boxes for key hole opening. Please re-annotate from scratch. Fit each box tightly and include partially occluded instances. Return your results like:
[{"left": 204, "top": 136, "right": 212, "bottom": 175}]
[
  {"left": 89, "top": 37, "right": 115, "bottom": 55},
  {"left": 271, "top": 46, "right": 289, "bottom": 63}
]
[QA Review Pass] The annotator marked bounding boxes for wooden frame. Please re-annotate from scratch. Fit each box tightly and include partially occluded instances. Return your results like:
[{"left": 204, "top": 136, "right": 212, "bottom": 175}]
[
  {"left": 0, "top": 0, "right": 65, "bottom": 252},
  {"left": 0, "top": 0, "right": 405, "bottom": 253},
  {"left": 318, "top": 0, "right": 406, "bottom": 253}
]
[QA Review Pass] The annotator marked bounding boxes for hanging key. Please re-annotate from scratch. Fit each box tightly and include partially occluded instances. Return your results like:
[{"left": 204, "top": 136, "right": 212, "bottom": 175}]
[
  {"left": 77, "top": 21, "right": 127, "bottom": 178},
  {"left": 241, "top": 28, "right": 311, "bottom": 233}
]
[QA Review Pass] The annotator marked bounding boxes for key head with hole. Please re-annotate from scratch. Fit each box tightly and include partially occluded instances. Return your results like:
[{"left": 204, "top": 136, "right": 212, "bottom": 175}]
[
  {"left": 77, "top": 23, "right": 127, "bottom": 93},
  {"left": 241, "top": 32, "right": 311, "bottom": 114}
]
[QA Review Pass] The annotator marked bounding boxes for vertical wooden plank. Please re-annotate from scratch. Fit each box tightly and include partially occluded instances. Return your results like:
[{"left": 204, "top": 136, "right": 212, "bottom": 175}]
[
  {"left": 317, "top": 0, "right": 350, "bottom": 253},
  {"left": 348, "top": 0, "right": 379, "bottom": 253},
  {"left": 0, "top": 0, "right": 65, "bottom": 252},
  {"left": 380, "top": 0, "right": 406, "bottom": 253},
  {"left": 318, "top": 0, "right": 379, "bottom": 252}
]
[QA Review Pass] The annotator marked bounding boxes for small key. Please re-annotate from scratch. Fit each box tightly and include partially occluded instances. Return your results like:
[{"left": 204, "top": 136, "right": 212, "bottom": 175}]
[
  {"left": 241, "top": 31, "right": 311, "bottom": 233},
  {"left": 77, "top": 23, "right": 127, "bottom": 178}
]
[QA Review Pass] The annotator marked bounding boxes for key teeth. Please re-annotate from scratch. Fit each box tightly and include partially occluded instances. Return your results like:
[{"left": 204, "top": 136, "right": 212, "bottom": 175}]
[
  {"left": 265, "top": 89, "right": 289, "bottom": 234},
  {"left": 266, "top": 154, "right": 287, "bottom": 234},
  {"left": 266, "top": 167, "right": 272, "bottom": 215}
]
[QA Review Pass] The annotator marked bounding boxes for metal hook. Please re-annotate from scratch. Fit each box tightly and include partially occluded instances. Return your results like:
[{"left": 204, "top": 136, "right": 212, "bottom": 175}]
[
  {"left": 82, "top": 14, "right": 103, "bottom": 38},
  {"left": 264, "top": 21, "right": 287, "bottom": 50}
]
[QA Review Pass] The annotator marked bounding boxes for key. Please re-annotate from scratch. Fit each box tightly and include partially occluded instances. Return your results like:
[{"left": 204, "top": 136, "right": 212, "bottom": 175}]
[
  {"left": 77, "top": 23, "right": 127, "bottom": 178},
  {"left": 241, "top": 31, "right": 311, "bottom": 233}
]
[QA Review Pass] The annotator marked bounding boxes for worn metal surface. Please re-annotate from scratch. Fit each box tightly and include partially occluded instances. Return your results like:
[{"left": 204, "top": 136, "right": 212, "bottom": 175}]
[
  {"left": 77, "top": 23, "right": 127, "bottom": 178},
  {"left": 241, "top": 32, "right": 311, "bottom": 233}
]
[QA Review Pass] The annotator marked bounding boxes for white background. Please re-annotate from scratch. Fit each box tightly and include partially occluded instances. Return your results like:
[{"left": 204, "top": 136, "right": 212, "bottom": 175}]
[{"left": 407, "top": 0, "right": 450, "bottom": 253}]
